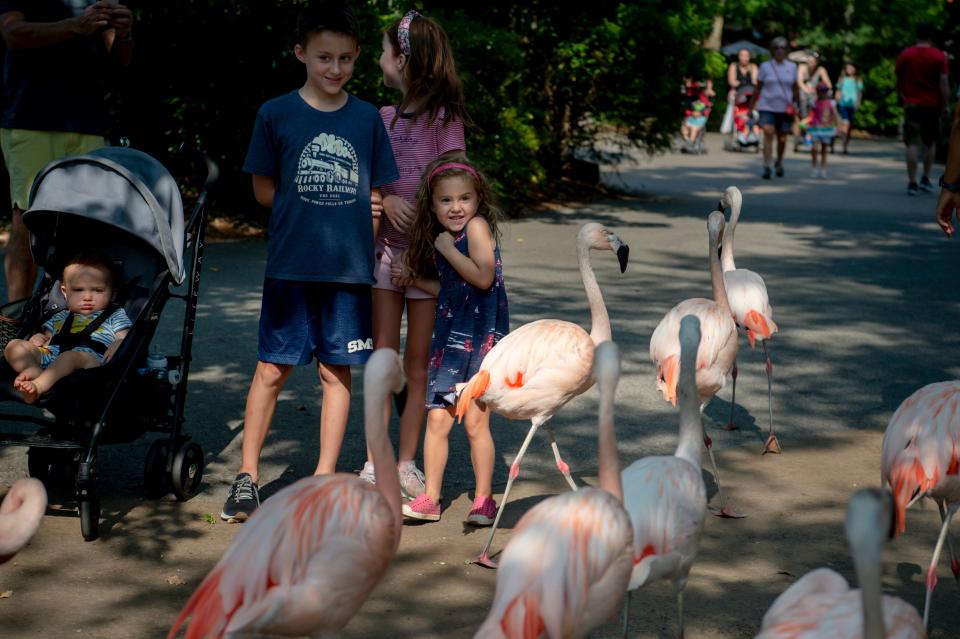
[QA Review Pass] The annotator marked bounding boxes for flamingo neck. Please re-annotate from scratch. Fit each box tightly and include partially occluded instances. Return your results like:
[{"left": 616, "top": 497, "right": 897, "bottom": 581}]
[
  {"left": 854, "top": 538, "right": 885, "bottom": 639},
  {"left": 710, "top": 231, "right": 733, "bottom": 316},
  {"left": 674, "top": 338, "right": 702, "bottom": 470},
  {"left": 720, "top": 201, "right": 739, "bottom": 272},
  {"left": 597, "top": 372, "right": 623, "bottom": 501},
  {"left": 364, "top": 376, "right": 402, "bottom": 551},
  {"left": 578, "top": 241, "right": 611, "bottom": 344}
]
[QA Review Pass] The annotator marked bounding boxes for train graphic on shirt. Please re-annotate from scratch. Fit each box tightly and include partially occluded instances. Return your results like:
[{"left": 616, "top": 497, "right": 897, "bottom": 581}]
[{"left": 295, "top": 133, "right": 360, "bottom": 206}]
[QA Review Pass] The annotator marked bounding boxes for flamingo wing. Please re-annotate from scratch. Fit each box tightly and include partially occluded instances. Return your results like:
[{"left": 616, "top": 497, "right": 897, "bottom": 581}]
[
  {"left": 881, "top": 381, "right": 960, "bottom": 534},
  {"left": 723, "top": 268, "right": 777, "bottom": 348},
  {"left": 467, "top": 319, "right": 595, "bottom": 421},
  {"left": 650, "top": 299, "right": 738, "bottom": 405},
  {"left": 621, "top": 456, "right": 706, "bottom": 591},
  {"left": 754, "top": 568, "right": 850, "bottom": 638},
  {"left": 476, "top": 488, "right": 633, "bottom": 639},
  {"left": 168, "top": 475, "right": 395, "bottom": 639}
]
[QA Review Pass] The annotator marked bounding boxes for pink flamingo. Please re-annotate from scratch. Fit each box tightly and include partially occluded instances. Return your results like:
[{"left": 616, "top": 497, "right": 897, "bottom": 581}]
[
  {"left": 718, "top": 186, "right": 780, "bottom": 454},
  {"left": 457, "top": 222, "right": 628, "bottom": 568},
  {"left": 622, "top": 314, "right": 708, "bottom": 638},
  {"left": 0, "top": 478, "right": 47, "bottom": 565},
  {"left": 881, "top": 380, "right": 960, "bottom": 629},
  {"left": 167, "top": 349, "right": 405, "bottom": 639},
  {"left": 474, "top": 341, "right": 633, "bottom": 638},
  {"left": 755, "top": 488, "right": 926, "bottom": 638},
  {"left": 649, "top": 211, "right": 741, "bottom": 518}
]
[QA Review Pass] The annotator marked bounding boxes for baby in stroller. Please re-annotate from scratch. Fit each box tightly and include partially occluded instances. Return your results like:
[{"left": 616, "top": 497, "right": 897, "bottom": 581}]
[
  {"left": 725, "top": 85, "right": 761, "bottom": 152},
  {"left": 4, "top": 252, "right": 131, "bottom": 403},
  {"left": 680, "top": 78, "right": 714, "bottom": 154}
]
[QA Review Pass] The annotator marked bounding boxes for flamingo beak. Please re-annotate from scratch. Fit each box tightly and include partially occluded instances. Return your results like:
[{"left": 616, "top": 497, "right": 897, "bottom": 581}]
[
  {"left": 718, "top": 200, "right": 725, "bottom": 214},
  {"left": 609, "top": 234, "right": 629, "bottom": 273}
]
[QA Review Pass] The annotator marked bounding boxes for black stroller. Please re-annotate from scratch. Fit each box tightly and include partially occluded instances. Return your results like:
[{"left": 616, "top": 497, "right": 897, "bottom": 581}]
[{"left": 0, "top": 146, "right": 216, "bottom": 541}]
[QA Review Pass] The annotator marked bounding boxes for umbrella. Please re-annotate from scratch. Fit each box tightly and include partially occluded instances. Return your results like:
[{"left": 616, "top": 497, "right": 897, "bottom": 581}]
[
  {"left": 720, "top": 40, "right": 769, "bottom": 58},
  {"left": 788, "top": 49, "right": 818, "bottom": 63}
]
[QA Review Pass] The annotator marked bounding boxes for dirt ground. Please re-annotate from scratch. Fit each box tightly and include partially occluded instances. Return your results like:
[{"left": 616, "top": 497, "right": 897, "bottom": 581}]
[{"left": 2, "top": 133, "right": 959, "bottom": 638}]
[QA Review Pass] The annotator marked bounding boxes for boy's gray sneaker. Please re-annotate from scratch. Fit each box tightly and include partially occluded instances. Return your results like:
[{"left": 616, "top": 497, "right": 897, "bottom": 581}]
[
  {"left": 398, "top": 461, "right": 425, "bottom": 499},
  {"left": 220, "top": 473, "right": 260, "bottom": 523}
]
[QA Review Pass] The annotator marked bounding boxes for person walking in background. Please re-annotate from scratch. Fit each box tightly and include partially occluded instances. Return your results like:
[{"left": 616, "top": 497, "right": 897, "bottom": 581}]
[
  {"left": 836, "top": 63, "right": 863, "bottom": 154},
  {"left": 750, "top": 36, "right": 798, "bottom": 179},
  {"left": 360, "top": 10, "right": 471, "bottom": 499},
  {"left": 896, "top": 20, "right": 949, "bottom": 196},
  {"left": 721, "top": 48, "right": 758, "bottom": 135},
  {"left": 220, "top": 3, "right": 399, "bottom": 523},
  {"left": 0, "top": 1, "right": 134, "bottom": 303},
  {"left": 807, "top": 83, "right": 841, "bottom": 179},
  {"left": 935, "top": 102, "right": 960, "bottom": 236},
  {"left": 795, "top": 51, "right": 831, "bottom": 151}
]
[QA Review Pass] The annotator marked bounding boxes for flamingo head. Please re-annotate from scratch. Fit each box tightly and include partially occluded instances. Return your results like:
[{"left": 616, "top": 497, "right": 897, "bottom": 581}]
[
  {"left": 364, "top": 348, "right": 406, "bottom": 398},
  {"left": 707, "top": 210, "right": 725, "bottom": 248},
  {"left": 0, "top": 478, "right": 47, "bottom": 564},
  {"left": 578, "top": 223, "right": 629, "bottom": 273},
  {"left": 845, "top": 489, "right": 895, "bottom": 572},
  {"left": 719, "top": 186, "right": 742, "bottom": 217}
]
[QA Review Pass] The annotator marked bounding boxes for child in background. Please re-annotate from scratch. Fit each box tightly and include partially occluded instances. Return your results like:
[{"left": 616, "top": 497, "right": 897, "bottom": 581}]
[
  {"left": 390, "top": 156, "right": 509, "bottom": 523},
  {"left": 361, "top": 10, "right": 472, "bottom": 498},
  {"left": 4, "top": 252, "right": 131, "bottom": 403},
  {"left": 221, "top": 2, "right": 399, "bottom": 523},
  {"left": 836, "top": 63, "right": 863, "bottom": 154},
  {"left": 808, "top": 82, "right": 841, "bottom": 178}
]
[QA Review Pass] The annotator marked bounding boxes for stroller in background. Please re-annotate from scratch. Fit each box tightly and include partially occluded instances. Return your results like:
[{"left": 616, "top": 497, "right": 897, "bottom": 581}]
[
  {"left": 0, "top": 146, "right": 217, "bottom": 540},
  {"left": 724, "top": 85, "right": 761, "bottom": 153},
  {"left": 679, "top": 79, "right": 713, "bottom": 154}
]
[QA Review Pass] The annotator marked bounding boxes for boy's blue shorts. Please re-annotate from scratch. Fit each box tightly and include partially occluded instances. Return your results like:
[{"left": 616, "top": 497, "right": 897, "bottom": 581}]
[{"left": 258, "top": 278, "right": 373, "bottom": 366}]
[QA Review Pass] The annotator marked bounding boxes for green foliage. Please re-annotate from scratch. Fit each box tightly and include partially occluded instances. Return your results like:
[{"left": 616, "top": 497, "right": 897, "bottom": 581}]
[
  {"left": 721, "top": 0, "right": 956, "bottom": 134},
  {"left": 107, "top": 1, "right": 721, "bottom": 215}
]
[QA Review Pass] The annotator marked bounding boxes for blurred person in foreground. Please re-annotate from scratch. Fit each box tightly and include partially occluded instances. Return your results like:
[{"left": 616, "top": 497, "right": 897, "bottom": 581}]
[{"left": 934, "top": 102, "right": 960, "bottom": 237}]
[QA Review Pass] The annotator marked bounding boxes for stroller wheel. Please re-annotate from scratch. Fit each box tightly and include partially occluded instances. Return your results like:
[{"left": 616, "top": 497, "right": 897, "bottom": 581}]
[
  {"left": 171, "top": 441, "right": 204, "bottom": 501},
  {"left": 79, "top": 492, "right": 100, "bottom": 541},
  {"left": 143, "top": 439, "right": 171, "bottom": 499}
]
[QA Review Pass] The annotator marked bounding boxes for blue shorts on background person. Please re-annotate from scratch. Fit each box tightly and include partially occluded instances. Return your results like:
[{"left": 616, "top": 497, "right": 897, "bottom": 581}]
[{"left": 758, "top": 110, "right": 793, "bottom": 133}]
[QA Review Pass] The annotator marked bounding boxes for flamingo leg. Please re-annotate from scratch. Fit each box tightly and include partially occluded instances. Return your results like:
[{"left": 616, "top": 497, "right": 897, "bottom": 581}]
[
  {"left": 761, "top": 341, "right": 781, "bottom": 455},
  {"left": 702, "top": 407, "right": 745, "bottom": 518},
  {"left": 677, "top": 588, "right": 685, "bottom": 639},
  {"left": 621, "top": 589, "right": 631, "bottom": 639},
  {"left": 474, "top": 419, "right": 542, "bottom": 568},
  {"left": 923, "top": 502, "right": 957, "bottom": 628},
  {"left": 725, "top": 361, "right": 738, "bottom": 430},
  {"left": 937, "top": 500, "right": 960, "bottom": 588},
  {"left": 542, "top": 423, "right": 578, "bottom": 491}
]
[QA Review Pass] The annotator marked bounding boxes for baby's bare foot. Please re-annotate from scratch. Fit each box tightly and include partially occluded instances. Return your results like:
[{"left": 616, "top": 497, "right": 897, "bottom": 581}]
[
  {"left": 15, "top": 367, "right": 42, "bottom": 385},
  {"left": 15, "top": 379, "right": 42, "bottom": 404}
]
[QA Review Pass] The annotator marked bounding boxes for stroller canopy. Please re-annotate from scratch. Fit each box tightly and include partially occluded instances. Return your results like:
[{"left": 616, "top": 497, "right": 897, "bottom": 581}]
[{"left": 24, "top": 147, "right": 186, "bottom": 284}]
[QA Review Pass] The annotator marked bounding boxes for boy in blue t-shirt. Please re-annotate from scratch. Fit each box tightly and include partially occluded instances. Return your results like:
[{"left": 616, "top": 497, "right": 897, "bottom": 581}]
[{"left": 222, "top": 2, "right": 399, "bottom": 522}]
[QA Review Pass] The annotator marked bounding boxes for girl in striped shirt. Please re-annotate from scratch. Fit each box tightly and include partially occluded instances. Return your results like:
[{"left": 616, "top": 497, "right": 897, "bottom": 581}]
[{"left": 361, "top": 10, "right": 473, "bottom": 498}]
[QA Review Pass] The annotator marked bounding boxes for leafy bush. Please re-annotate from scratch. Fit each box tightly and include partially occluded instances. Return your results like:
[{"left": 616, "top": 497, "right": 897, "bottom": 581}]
[{"left": 105, "top": 1, "right": 719, "bottom": 217}]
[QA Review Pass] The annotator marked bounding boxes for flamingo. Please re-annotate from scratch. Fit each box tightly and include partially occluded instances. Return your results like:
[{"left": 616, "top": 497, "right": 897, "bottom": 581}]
[
  {"left": 474, "top": 341, "right": 633, "bottom": 638},
  {"left": 0, "top": 478, "right": 47, "bottom": 565},
  {"left": 622, "top": 314, "right": 708, "bottom": 638},
  {"left": 881, "top": 380, "right": 960, "bottom": 629},
  {"left": 167, "top": 349, "right": 405, "bottom": 639},
  {"left": 718, "top": 186, "right": 780, "bottom": 454},
  {"left": 755, "top": 488, "right": 926, "bottom": 638},
  {"left": 456, "top": 222, "right": 629, "bottom": 567},
  {"left": 649, "top": 211, "right": 741, "bottom": 518}
]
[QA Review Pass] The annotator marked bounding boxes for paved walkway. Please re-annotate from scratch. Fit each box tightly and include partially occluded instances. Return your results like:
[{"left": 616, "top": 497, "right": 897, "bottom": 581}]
[{"left": 1, "top": 132, "right": 957, "bottom": 637}]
